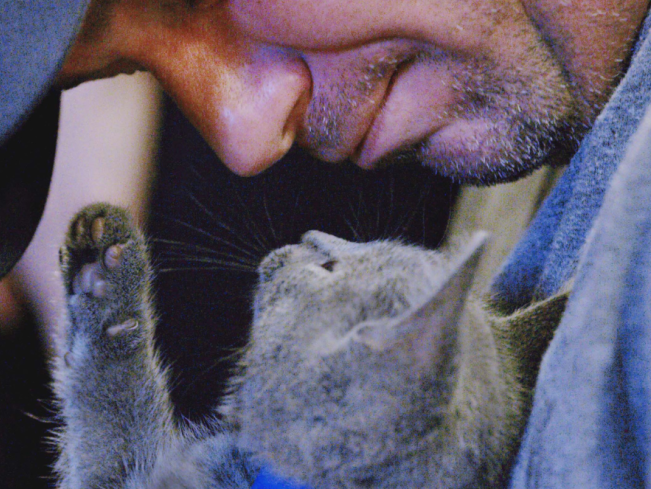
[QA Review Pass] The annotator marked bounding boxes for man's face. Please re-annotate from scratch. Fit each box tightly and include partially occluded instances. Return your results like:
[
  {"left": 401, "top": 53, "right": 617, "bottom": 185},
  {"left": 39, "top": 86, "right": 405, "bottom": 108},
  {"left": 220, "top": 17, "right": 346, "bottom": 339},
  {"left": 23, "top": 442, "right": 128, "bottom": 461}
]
[{"left": 58, "top": 0, "right": 648, "bottom": 183}]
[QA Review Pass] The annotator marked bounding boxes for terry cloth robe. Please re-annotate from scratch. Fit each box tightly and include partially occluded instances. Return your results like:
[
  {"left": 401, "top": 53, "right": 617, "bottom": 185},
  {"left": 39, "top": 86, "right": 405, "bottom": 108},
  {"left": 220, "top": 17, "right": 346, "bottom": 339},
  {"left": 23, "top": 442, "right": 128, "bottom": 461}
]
[{"left": 491, "top": 10, "right": 651, "bottom": 488}]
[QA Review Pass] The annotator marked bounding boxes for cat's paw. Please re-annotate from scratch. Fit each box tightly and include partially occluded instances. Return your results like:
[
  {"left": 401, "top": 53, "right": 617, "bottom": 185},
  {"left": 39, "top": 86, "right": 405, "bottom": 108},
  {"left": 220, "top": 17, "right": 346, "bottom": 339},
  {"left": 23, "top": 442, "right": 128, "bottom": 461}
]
[{"left": 60, "top": 203, "right": 151, "bottom": 346}]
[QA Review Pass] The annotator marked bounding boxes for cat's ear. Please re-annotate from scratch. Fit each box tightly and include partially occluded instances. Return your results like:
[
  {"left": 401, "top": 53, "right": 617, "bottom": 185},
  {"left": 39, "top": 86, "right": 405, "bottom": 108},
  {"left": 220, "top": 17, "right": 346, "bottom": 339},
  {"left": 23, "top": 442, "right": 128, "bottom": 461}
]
[{"left": 353, "top": 232, "right": 488, "bottom": 368}]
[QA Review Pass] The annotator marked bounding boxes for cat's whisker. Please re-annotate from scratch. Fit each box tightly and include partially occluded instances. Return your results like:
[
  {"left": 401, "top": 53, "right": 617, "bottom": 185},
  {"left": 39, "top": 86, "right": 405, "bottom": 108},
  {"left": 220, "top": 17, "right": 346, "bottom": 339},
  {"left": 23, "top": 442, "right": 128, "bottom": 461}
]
[
  {"left": 358, "top": 190, "right": 374, "bottom": 242},
  {"left": 160, "top": 254, "right": 258, "bottom": 269},
  {"left": 388, "top": 173, "right": 433, "bottom": 241},
  {"left": 155, "top": 245, "right": 261, "bottom": 268},
  {"left": 437, "top": 181, "right": 457, "bottom": 247},
  {"left": 157, "top": 248, "right": 258, "bottom": 265},
  {"left": 343, "top": 215, "right": 364, "bottom": 243},
  {"left": 185, "top": 192, "right": 268, "bottom": 256},
  {"left": 23, "top": 409, "right": 58, "bottom": 424},
  {"left": 157, "top": 249, "right": 259, "bottom": 272},
  {"left": 374, "top": 179, "right": 383, "bottom": 240},
  {"left": 290, "top": 189, "right": 305, "bottom": 242},
  {"left": 262, "top": 191, "right": 280, "bottom": 247},
  {"left": 384, "top": 170, "right": 397, "bottom": 240},
  {"left": 178, "top": 354, "right": 242, "bottom": 399},
  {"left": 160, "top": 216, "right": 262, "bottom": 260},
  {"left": 157, "top": 264, "right": 257, "bottom": 274},
  {"left": 231, "top": 185, "right": 274, "bottom": 252},
  {"left": 346, "top": 197, "right": 366, "bottom": 243},
  {"left": 153, "top": 238, "right": 261, "bottom": 262}
]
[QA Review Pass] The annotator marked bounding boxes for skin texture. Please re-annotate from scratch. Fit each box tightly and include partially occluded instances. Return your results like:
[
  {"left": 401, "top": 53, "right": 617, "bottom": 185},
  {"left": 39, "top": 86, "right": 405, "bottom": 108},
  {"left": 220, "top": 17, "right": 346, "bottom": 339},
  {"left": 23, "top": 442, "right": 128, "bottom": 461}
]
[{"left": 58, "top": 0, "right": 649, "bottom": 183}]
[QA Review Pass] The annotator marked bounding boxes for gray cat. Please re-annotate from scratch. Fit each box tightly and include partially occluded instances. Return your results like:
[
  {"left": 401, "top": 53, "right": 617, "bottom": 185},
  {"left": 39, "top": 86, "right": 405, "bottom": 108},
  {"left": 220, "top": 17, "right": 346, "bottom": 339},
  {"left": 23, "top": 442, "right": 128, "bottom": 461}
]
[{"left": 52, "top": 203, "right": 566, "bottom": 488}]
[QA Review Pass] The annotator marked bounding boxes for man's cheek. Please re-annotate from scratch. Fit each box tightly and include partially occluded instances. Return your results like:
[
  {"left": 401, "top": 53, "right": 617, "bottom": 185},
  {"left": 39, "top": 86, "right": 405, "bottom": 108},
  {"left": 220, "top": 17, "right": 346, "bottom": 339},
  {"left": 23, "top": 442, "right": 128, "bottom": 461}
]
[
  {"left": 226, "top": 0, "right": 406, "bottom": 50},
  {"left": 228, "top": 0, "right": 511, "bottom": 58}
]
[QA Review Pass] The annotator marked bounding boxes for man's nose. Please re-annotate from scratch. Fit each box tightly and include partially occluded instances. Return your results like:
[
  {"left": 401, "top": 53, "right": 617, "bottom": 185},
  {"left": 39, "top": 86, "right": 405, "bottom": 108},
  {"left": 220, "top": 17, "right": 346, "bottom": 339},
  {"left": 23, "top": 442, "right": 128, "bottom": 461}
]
[{"left": 149, "top": 39, "right": 311, "bottom": 175}]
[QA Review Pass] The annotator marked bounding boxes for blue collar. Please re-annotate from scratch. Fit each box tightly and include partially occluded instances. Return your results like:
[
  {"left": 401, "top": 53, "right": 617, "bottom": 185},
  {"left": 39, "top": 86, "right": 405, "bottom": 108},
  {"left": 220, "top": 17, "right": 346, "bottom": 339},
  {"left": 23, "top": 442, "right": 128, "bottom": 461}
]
[{"left": 252, "top": 467, "right": 312, "bottom": 489}]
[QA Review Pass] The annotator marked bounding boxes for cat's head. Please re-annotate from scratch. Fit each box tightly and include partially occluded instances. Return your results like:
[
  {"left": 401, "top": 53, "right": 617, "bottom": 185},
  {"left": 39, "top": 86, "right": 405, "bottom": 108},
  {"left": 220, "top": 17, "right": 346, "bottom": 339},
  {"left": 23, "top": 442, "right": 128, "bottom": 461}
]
[{"left": 226, "top": 231, "right": 486, "bottom": 486}]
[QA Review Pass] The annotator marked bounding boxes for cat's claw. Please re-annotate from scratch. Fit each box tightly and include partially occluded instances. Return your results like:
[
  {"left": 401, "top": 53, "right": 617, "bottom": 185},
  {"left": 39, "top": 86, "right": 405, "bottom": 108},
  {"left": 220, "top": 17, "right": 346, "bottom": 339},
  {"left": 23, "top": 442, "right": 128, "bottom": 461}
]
[{"left": 106, "top": 318, "right": 140, "bottom": 337}]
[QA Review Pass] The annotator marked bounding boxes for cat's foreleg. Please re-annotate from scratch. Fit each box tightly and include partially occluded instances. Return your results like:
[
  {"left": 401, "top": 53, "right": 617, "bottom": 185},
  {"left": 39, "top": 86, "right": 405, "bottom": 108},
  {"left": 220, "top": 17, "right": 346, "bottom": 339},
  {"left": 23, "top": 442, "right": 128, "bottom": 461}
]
[{"left": 53, "top": 204, "right": 176, "bottom": 489}]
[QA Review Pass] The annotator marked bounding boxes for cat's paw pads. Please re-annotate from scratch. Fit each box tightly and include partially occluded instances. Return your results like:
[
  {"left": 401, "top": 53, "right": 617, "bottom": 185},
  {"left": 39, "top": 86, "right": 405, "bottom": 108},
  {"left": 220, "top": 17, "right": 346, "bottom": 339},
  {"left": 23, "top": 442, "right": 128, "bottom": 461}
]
[
  {"left": 70, "top": 225, "right": 126, "bottom": 299},
  {"left": 62, "top": 204, "right": 142, "bottom": 299},
  {"left": 73, "top": 261, "right": 108, "bottom": 298}
]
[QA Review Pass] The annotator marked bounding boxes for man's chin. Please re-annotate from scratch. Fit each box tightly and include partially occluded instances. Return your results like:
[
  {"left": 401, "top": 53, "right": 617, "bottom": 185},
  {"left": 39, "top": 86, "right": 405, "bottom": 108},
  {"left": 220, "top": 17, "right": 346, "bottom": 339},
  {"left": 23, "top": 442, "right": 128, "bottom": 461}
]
[{"left": 408, "top": 115, "right": 582, "bottom": 186}]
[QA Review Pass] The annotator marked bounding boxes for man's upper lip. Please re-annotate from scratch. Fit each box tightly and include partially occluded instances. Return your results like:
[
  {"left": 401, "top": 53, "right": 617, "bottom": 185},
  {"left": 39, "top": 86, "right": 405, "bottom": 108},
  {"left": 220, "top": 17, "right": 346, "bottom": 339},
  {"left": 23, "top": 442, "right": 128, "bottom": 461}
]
[
  {"left": 351, "top": 58, "right": 412, "bottom": 165},
  {"left": 297, "top": 61, "right": 401, "bottom": 163},
  {"left": 352, "top": 64, "right": 402, "bottom": 162},
  {"left": 298, "top": 41, "right": 421, "bottom": 163}
]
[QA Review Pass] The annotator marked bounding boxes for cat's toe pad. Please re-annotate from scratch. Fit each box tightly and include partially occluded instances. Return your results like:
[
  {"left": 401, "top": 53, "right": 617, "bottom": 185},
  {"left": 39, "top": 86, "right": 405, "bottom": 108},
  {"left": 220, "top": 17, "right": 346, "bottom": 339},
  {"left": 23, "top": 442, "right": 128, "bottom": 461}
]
[
  {"left": 71, "top": 213, "right": 106, "bottom": 249},
  {"left": 104, "top": 244, "right": 125, "bottom": 269},
  {"left": 73, "top": 262, "right": 108, "bottom": 297}
]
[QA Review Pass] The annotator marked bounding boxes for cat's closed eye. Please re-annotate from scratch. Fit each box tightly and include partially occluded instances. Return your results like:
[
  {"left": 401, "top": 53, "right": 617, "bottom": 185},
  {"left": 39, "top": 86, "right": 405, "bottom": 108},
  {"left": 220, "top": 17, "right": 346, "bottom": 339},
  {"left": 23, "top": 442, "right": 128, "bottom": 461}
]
[{"left": 320, "top": 259, "right": 337, "bottom": 272}]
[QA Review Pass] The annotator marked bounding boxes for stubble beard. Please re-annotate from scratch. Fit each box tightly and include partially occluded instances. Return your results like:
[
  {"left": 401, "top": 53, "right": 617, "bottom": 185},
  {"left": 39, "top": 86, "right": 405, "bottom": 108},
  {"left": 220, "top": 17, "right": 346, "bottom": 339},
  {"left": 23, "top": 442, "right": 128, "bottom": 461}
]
[
  {"left": 302, "top": 47, "right": 588, "bottom": 186},
  {"left": 415, "top": 54, "right": 587, "bottom": 185}
]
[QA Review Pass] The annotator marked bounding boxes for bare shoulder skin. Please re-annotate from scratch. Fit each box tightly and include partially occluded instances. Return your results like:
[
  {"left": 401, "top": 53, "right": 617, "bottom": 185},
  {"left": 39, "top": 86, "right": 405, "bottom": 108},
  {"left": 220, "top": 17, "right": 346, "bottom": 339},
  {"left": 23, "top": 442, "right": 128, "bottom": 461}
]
[{"left": 53, "top": 204, "right": 566, "bottom": 488}]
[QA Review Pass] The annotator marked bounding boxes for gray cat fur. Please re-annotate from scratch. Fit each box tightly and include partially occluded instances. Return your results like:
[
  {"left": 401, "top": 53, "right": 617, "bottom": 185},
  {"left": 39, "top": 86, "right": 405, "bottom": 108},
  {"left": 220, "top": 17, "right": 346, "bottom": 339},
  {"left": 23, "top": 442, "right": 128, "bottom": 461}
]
[
  {"left": 53, "top": 204, "right": 254, "bottom": 489},
  {"left": 53, "top": 204, "right": 566, "bottom": 489},
  {"left": 224, "top": 231, "right": 556, "bottom": 488}
]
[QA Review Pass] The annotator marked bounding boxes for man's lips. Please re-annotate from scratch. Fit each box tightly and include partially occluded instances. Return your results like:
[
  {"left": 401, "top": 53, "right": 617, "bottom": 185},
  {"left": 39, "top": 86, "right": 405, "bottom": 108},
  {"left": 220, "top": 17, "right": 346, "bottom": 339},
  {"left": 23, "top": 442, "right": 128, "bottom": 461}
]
[
  {"left": 352, "top": 57, "right": 460, "bottom": 168},
  {"left": 298, "top": 40, "right": 423, "bottom": 164},
  {"left": 344, "top": 61, "right": 405, "bottom": 163},
  {"left": 351, "top": 60, "right": 405, "bottom": 164},
  {"left": 298, "top": 61, "right": 402, "bottom": 163}
]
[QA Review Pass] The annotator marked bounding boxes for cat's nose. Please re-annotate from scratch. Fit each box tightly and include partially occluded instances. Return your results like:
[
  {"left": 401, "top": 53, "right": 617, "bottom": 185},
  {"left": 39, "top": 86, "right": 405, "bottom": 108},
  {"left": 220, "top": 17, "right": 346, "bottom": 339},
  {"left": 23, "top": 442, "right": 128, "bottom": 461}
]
[
  {"left": 258, "top": 246, "right": 293, "bottom": 283},
  {"left": 301, "top": 231, "right": 350, "bottom": 252}
]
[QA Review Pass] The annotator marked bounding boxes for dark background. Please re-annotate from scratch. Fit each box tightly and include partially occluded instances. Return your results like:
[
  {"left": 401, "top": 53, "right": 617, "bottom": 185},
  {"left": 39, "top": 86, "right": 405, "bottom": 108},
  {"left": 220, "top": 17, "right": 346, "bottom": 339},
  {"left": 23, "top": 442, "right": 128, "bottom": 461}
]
[{"left": 0, "top": 96, "right": 457, "bottom": 486}]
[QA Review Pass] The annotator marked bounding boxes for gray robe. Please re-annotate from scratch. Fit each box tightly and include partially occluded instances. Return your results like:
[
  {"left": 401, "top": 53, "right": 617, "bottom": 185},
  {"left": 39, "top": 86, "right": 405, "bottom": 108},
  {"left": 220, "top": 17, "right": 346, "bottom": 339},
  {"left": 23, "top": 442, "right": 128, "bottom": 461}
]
[{"left": 492, "top": 12, "right": 651, "bottom": 488}]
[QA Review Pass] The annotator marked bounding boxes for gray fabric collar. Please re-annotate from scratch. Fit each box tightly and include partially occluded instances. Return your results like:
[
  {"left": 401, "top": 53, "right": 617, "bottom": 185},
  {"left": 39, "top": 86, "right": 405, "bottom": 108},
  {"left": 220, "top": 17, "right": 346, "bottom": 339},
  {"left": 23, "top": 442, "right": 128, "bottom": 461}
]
[{"left": 490, "top": 12, "right": 651, "bottom": 309}]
